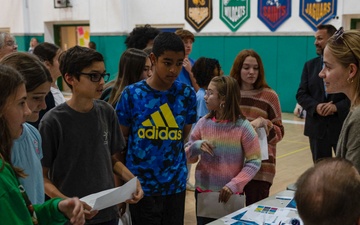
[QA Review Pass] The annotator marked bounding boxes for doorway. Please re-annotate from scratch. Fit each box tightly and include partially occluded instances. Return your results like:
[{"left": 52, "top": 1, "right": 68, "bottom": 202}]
[{"left": 54, "top": 24, "right": 90, "bottom": 91}]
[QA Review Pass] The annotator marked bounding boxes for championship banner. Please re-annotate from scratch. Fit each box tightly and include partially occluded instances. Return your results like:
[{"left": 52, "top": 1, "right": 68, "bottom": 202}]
[
  {"left": 258, "top": 0, "right": 291, "bottom": 32},
  {"left": 299, "top": 0, "right": 337, "bottom": 31},
  {"left": 185, "top": 0, "right": 213, "bottom": 32},
  {"left": 220, "top": 0, "right": 250, "bottom": 32}
]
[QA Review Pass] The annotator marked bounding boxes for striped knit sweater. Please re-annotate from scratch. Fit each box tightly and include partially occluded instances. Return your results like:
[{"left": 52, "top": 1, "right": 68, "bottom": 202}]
[
  {"left": 240, "top": 88, "right": 284, "bottom": 184},
  {"left": 186, "top": 117, "right": 261, "bottom": 194}
]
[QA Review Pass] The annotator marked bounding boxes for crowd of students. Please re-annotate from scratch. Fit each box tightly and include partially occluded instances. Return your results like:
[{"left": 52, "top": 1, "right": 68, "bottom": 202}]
[{"left": 0, "top": 24, "right": 359, "bottom": 225}]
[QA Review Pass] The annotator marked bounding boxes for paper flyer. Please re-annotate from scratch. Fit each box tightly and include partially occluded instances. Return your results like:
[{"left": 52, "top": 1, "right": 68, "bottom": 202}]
[{"left": 80, "top": 177, "right": 137, "bottom": 211}]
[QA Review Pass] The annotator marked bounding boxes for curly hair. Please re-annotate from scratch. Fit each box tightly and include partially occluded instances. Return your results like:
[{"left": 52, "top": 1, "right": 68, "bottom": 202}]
[
  {"left": 192, "top": 57, "right": 221, "bottom": 88},
  {"left": 125, "top": 24, "right": 161, "bottom": 49},
  {"left": 152, "top": 32, "right": 184, "bottom": 58}
]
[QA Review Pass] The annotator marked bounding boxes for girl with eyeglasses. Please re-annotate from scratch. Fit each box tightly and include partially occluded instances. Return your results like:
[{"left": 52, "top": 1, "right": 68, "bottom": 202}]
[{"left": 186, "top": 76, "right": 261, "bottom": 225}]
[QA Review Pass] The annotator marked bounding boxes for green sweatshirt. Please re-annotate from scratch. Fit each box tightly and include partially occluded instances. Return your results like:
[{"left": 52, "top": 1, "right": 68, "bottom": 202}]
[{"left": 0, "top": 161, "right": 67, "bottom": 225}]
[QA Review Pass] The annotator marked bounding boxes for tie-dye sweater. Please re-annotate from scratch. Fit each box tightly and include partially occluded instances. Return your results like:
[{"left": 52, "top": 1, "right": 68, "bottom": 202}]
[
  {"left": 186, "top": 117, "right": 261, "bottom": 194},
  {"left": 240, "top": 88, "right": 284, "bottom": 184}
]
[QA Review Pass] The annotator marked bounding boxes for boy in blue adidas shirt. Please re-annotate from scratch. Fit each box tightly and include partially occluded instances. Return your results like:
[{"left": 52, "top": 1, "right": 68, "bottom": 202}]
[{"left": 115, "top": 32, "right": 197, "bottom": 225}]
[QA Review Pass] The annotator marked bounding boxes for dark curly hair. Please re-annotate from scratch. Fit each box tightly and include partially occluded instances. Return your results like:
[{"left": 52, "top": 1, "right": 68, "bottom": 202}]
[
  {"left": 152, "top": 32, "right": 184, "bottom": 58},
  {"left": 192, "top": 57, "right": 221, "bottom": 88},
  {"left": 125, "top": 24, "right": 161, "bottom": 49}
]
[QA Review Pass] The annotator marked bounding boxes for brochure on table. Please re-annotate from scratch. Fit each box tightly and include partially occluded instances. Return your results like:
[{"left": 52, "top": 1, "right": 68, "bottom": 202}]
[{"left": 215, "top": 195, "right": 303, "bottom": 225}]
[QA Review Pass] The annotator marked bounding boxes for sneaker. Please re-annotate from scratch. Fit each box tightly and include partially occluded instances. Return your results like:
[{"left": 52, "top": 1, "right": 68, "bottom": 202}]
[{"left": 186, "top": 182, "right": 195, "bottom": 191}]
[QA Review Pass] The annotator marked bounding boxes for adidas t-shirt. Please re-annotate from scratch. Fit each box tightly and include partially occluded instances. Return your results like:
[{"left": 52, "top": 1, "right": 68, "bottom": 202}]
[{"left": 116, "top": 80, "right": 197, "bottom": 196}]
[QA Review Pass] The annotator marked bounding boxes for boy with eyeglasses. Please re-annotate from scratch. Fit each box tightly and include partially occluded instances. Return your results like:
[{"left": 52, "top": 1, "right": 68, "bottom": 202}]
[
  {"left": 39, "top": 46, "right": 143, "bottom": 225},
  {"left": 0, "top": 32, "right": 18, "bottom": 59}
]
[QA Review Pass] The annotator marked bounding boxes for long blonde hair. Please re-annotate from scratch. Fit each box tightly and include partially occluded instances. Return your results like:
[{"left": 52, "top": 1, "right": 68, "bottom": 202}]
[{"left": 327, "top": 29, "right": 360, "bottom": 108}]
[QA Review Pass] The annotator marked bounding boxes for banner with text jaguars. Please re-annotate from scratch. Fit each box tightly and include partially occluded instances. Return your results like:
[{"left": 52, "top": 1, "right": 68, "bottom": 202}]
[
  {"left": 258, "top": 0, "right": 291, "bottom": 32},
  {"left": 185, "top": 0, "right": 213, "bottom": 32},
  {"left": 299, "top": 0, "right": 337, "bottom": 31},
  {"left": 220, "top": 0, "right": 250, "bottom": 32}
]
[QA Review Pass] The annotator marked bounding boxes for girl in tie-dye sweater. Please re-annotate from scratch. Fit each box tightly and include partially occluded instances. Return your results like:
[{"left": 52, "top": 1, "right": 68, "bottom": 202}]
[{"left": 186, "top": 76, "right": 261, "bottom": 225}]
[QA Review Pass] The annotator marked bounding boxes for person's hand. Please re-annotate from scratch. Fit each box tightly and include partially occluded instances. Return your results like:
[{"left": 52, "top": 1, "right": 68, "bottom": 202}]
[
  {"left": 321, "top": 102, "right": 336, "bottom": 116},
  {"left": 185, "top": 145, "right": 199, "bottom": 164},
  {"left": 57, "top": 197, "right": 85, "bottom": 225},
  {"left": 316, "top": 101, "right": 336, "bottom": 116},
  {"left": 117, "top": 202, "right": 126, "bottom": 217},
  {"left": 251, "top": 117, "right": 264, "bottom": 129},
  {"left": 200, "top": 141, "right": 215, "bottom": 156},
  {"left": 251, "top": 117, "right": 272, "bottom": 135},
  {"left": 126, "top": 179, "right": 144, "bottom": 204},
  {"left": 183, "top": 57, "right": 192, "bottom": 73},
  {"left": 80, "top": 201, "right": 98, "bottom": 220},
  {"left": 218, "top": 186, "right": 233, "bottom": 203}
]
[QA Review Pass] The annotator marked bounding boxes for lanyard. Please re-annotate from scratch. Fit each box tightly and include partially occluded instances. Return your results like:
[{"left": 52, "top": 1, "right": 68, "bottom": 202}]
[{"left": 19, "top": 184, "right": 39, "bottom": 225}]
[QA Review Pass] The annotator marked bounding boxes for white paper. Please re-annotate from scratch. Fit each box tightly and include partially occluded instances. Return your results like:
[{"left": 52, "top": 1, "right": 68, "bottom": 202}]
[
  {"left": 81, "top": 177, "right": 137, "bottom": 211},
  {"left": 197, "top": 192, "right": 245, "bottom": 219},
  {"left": 256, "top": 127, "right": 269, "bottom": 160}
]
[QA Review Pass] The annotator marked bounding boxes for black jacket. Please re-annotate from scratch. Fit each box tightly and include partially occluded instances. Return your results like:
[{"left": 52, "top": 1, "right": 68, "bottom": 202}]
[{"left": 296, "top": 56, "right": 350, "bottom": 140}]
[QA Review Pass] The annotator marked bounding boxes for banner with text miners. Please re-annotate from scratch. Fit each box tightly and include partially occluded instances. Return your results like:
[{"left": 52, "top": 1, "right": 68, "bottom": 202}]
[
  {"left": 185, "top": 0, "right": 213, "bottom": 32},
  {"left": 258, "top": 0, "right": 291, "bottom": 32},
  {"left": 299, "top": 0, "right": 337, "bottom": 31},
  {"left": 220, "top": 0, "right": 250, "bottom": 32}
]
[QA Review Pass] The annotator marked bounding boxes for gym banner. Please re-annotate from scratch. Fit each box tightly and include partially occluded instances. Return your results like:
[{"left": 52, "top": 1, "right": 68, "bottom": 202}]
[
  {"left": 299, "top": 0, "right": 337, "bottom": 31},
  {"left": 258, "top": 0, "right": 291, "bottom": 32},
  {"left": 185, "top": 0, "right": 213, "bottom": 32},
  {"left": 220, "top": 0, "right": 250, "bottom": 32}
]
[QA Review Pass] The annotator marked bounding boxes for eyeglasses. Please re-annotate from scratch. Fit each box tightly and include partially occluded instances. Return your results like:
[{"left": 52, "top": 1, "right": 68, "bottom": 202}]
[
  {"left": 333, "top": 27, "right": 359, "bottom": 66},
  {"left": 204, "top": 90, "right": 217, "bottom": 98},
  {"left": 78, "top": 72, "right": 110, "bottom": 82},
  {"left": 5, "top": 40, "right": 17, "bottom": 47}
]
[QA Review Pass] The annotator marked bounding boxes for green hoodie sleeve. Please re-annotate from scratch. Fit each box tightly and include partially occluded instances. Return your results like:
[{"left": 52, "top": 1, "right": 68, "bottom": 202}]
[{"left": 34, "top": 198, "right": 68, "bottom": 225}]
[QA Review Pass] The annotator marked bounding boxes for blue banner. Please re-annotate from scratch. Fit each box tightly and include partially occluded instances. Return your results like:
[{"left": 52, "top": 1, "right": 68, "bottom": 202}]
[
  {"left": 299, "top": 0, "right": 337, "bottom": 31},
  {"left": 258, "top": 0, "right": 291, "bottom": 32}
]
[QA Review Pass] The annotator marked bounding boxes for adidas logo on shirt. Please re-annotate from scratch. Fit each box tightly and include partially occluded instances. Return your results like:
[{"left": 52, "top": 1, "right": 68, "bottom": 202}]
[{"left": 138, "top": 103, "right": 182, "bottom": 140}]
